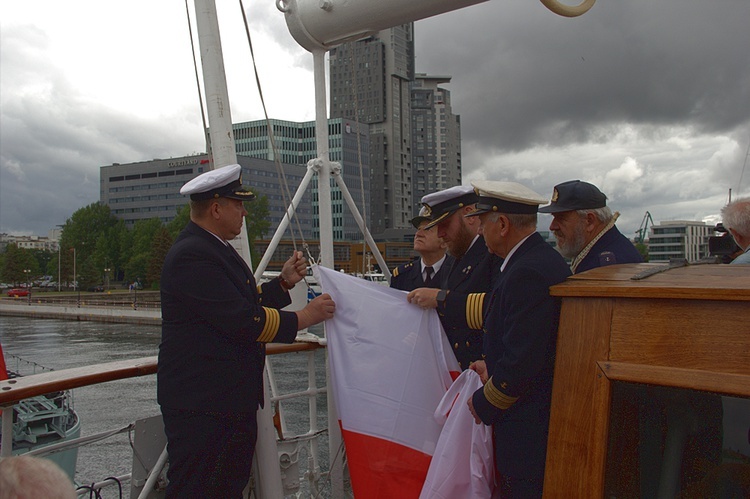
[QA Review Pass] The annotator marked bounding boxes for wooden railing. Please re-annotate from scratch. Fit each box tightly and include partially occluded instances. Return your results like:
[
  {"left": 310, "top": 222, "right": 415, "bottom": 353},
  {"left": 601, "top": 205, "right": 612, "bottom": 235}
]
[{"left": 0, "top": 341, "right": 324, "bottom": 406}]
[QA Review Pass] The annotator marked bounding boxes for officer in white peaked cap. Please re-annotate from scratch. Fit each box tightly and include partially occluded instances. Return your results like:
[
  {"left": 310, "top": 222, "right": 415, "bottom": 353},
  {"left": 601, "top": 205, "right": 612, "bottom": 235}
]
[{"left": 180, "top": 164, "right": 256, "bottom": 201}]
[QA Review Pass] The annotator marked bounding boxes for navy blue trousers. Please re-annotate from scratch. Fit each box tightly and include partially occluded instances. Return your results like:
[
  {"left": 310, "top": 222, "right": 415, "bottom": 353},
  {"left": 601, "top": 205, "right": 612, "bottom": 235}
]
[{"left": 161, "top": 407, "right": 258, "bottom": 499}]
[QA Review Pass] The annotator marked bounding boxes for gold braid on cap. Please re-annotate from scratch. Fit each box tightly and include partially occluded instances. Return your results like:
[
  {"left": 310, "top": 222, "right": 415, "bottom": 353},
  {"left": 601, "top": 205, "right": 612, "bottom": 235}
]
[{"left": 570, "top": 212, "right": 619, "bottom": 273}]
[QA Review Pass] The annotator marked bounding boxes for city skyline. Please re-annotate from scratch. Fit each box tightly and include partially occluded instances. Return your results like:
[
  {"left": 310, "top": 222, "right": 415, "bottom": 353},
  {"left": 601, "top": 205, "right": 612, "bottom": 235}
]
[{"left": 1, "top": 0, "right": 749, "bottom": 239}]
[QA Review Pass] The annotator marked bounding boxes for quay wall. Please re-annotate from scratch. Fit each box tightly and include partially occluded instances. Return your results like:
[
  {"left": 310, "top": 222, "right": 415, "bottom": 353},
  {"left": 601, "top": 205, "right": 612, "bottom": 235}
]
[{"left": 0, "top": 302, "right": 161, "bottom": 326}]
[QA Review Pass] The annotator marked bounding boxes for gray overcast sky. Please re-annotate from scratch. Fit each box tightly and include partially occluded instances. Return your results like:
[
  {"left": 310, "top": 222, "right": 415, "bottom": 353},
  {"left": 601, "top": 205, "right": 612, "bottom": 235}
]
[{"left": 1, "top": 0, "right": 749, "bottom": 240}]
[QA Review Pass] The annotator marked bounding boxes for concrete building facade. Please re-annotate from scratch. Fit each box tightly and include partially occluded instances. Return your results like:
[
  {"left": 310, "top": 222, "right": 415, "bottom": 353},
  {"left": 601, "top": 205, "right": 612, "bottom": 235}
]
[
  {"left": 329, "top": 24, "right": 416, "bottom": 233},
  {"left": 648, "top": 220, "right": 714, "bottom": 262},
  {"left": 411, "top": 74, "right": 462, "bottom": 214},
  {"left": 232, "top": 117, "right": 370, "bottom": 242},
  {"left": 100, "top": 155, "right": 314, "bottom": 239},
  {"left": 0, "top": 233, "right": 59, "bottom": 252},
  {"left": 329, "top": 25, "right": 463, "bottom": 234}
]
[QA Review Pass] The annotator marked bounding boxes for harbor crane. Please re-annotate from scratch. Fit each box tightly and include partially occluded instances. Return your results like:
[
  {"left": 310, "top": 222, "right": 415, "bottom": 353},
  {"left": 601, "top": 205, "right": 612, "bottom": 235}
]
[{"left": 635, "top": 211, "right": 654, "bottom": 244}]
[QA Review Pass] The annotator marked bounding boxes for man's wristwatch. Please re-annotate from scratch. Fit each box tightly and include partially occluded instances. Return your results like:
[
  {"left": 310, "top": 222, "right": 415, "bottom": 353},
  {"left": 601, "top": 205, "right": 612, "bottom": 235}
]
[
  {"left": 436, "top": 289, "right": 448, "bottom": 307},
  {"left": 278, "top": 275, "right": 295, "bottom": 291}
]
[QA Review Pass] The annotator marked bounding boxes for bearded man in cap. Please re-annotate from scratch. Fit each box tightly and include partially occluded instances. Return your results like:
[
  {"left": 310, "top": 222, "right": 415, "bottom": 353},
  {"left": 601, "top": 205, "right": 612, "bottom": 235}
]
[
  {"left": 390, "top": 206, "right": 453, "bottom": 291},
  {"left": 406, "top": 185, "right": 503, "bottom": 370},
  {"left": 539, "top": 180, "right": 642, "bottom": 274},
  {"left": 465, "top": 180, "right": 571, "bottom": 498},
  {"left": 158, "top": 164, "right": 335, "bottom": 498}
]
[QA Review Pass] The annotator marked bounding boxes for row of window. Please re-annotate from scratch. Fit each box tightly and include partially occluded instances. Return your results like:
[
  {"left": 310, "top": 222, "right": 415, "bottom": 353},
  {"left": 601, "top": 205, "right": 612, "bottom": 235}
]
[
  {"left": 112, "top": 206, "right": 177, "bottom": 215},
  {"left": 108, "top": 181, "right": 186, "bottom": 192},
  {"left": 233, "top": 121, "right": 348, "bottom": 140},
  {"left": 109, "top": 168, "right": 193, "bottom": 182},
  {"left": 109, "top": 193, "right": 184, "bottom": 203}
]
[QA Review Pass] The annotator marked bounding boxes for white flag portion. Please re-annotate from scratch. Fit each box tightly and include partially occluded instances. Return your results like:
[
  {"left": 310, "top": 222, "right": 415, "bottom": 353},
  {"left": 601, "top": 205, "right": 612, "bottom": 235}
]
[
  {"left": 420, "top": 369, "right": 495, "bottom": 499},
  {"left": 316, "top": 266, "right": 460, "bottom": 499}
]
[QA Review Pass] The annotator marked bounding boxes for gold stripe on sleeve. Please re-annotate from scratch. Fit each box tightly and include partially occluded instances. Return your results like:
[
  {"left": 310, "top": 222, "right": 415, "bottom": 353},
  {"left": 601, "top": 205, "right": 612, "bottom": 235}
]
[
  {"left": 257, "top": 307, "right": 280, "bottom": 343},
  {"left": 484, "top": 377, "right": 519, "bottom": 410},
  {"left": 466, "top": 293, "right": 485, "bottom": 330}
]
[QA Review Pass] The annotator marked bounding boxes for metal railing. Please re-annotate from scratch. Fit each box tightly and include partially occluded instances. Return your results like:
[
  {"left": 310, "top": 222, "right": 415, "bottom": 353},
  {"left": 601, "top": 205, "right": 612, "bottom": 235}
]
[{"left": 0, "top": 341, "right": 331, "bottom": 497}]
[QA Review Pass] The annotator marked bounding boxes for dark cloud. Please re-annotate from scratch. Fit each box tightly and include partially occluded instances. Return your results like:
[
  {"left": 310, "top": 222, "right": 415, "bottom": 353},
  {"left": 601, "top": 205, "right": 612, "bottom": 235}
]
[
  {"left": 416, "top": 0, "right": 750, "bottom": 151},
  {"left": 1, "top": 15, "right": 205, "bottom": 235}
]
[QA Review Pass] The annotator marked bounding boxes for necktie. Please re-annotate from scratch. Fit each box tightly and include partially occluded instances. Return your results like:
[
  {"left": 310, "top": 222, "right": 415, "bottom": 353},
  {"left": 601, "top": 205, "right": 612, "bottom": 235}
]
[{"left": 424, "top": 266, "right": 434, "bottom": 286}]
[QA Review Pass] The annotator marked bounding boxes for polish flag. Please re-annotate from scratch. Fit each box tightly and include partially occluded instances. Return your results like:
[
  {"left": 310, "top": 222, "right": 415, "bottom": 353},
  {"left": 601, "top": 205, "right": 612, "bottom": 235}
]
[{"left": 316, "top": 266, "right": 460, "bottom": 499}]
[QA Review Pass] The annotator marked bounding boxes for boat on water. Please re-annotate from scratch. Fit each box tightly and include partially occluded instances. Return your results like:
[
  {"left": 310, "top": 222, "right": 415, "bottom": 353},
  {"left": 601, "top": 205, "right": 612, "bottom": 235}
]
[{"left": 0, "top": 348, "right": 81, "bottom": 481}]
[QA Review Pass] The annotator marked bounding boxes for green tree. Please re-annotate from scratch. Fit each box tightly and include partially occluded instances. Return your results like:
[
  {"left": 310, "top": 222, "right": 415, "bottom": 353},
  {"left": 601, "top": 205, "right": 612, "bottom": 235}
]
[
  {"left": 79, "top": 256, "right": 101, "bottom": 290},
  {"left": 58, "top": 202, "right": 120, "bottom": 287},
  {"left": 123, "top": 218, "right": 163, "bottom": 287},
  {"left": 245, "top": 195, "right": 271, "bottom": 269},
  {"left": 167, "top": 204, "right": 191, "bottom": 239},
  {"left": 29, "top": 249, "right": 53, "bottom": 278},
  {"left": 146, "top": 227, "right": 173, "bottom": 289},
  {"left": 1, "top": 244, "right": 39, "bottom": 286},
  {"left": 635, "top": 242, "right": 649, "bottom": 262}
]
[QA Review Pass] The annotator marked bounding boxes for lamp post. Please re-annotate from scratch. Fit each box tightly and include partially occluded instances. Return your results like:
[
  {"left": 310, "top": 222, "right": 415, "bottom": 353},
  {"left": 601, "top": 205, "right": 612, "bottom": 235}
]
[
  {"left": 72, "top": 247, "right": 80, "bottom": 308},
  {"left": 23, "top": 269, "right": 31, "bottom": 305},
  {"left": 56, "top": 224, "right": 64, "bottom": 292},
  {"left": 104, "top": 267, "right": 111, "bottom": 292}
]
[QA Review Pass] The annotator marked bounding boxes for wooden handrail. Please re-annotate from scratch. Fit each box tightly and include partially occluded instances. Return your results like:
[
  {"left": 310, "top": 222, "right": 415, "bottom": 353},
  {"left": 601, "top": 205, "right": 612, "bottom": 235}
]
[
  {"left": 599, "top": 361, "right": 750, "bottom": 398},
  {"left": 0, "top": 341, "right": 325, "bottom": 406}
]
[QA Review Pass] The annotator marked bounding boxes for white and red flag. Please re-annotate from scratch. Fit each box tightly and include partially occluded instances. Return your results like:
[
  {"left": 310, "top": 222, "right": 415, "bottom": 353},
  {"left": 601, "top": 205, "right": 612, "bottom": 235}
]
[{"left": 316, "top": 266, "right": 460, "bottom": 498}]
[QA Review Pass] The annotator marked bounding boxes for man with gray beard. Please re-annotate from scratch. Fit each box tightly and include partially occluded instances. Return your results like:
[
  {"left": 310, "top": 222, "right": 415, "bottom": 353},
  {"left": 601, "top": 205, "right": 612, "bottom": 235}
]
[{"left": 539, "top": 180, "right": 642, "bottom": 273}]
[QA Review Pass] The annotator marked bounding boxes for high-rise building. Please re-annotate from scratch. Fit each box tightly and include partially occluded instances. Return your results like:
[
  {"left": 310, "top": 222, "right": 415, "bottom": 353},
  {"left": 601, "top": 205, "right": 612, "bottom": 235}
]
[
  {"left": 411, "top": 74, "right": 462, "bottom": 213},
  {"left": 648, "top": 220, "right": 714, "bottom": 262},
  {"left": 329, "top": 24, "right": 415, "bottom": 234},
  {"left": 233, "top": 117, "right": 370, "bottom": 241},
  {"left": 329, "top": 26, "right": 462, "bottom": 235}
]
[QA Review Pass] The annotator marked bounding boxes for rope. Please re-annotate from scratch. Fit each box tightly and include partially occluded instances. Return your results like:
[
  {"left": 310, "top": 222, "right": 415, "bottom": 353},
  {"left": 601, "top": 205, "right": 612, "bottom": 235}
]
[
  {"left": 312, "top": 438, "right": 350, "bottom": 499},
  {"left": 184, "top": 0, "right": 212, "bottom": 167},
  {"left": 237, "top": 0, "right": 307, "bottom": 254},
  {"left": 237, "top": 0, "right": 320, "bottom": 292}
]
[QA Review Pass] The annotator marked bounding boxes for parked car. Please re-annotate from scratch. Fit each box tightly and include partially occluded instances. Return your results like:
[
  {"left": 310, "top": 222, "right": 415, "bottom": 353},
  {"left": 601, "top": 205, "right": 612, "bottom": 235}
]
[
  {"left": 7, "top": 288, "right": 30, "bottom": 297},
  {"left": 88, "top": 285, "right": 105, "bottom": 292}
]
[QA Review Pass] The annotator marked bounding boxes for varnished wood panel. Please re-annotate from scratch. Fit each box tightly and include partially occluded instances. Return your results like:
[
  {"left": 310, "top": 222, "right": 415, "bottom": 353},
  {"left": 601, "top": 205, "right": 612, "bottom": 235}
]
[
  {"left": 544, "top": 298, "right": 613, "bottom": 497},
  {"left": 551, "top": 264, "right": 750, "bottom": 301},
  {"left": 609, "top": 299, "right": 750, "bottom": 375},
  {"left": 546, "top": 264, "right": 750, "bottom": 498},
  {"left": 600, "top": 361, "right": 750, "bottom": 398}
]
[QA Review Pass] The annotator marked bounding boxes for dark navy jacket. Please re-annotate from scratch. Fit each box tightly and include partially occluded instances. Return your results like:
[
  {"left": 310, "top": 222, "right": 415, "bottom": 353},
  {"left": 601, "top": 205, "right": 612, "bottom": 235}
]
[
  {"left": 472, "top": 232, "right": 571, "bottom": 481},
  {"left": 575, "top": 225, "right": 642, "bottom": 274},
  {"left": 390, "top": 255, "right": 453, "bottom": 291},
  {"left": 438, "top": 236, "right": 503, "bottom": 370},
  {"left": 158, "top": 221, "right": 297, "bottom": 413}
]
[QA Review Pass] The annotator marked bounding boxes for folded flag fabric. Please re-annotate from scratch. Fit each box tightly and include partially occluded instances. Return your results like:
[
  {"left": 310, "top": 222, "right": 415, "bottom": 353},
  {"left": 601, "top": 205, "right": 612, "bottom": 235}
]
[
  {"left": 419, "top": 369, "right": 495, "bottom": 498},
  {"left": 316, "top": 266, "right": 460, "bottom": 499}
]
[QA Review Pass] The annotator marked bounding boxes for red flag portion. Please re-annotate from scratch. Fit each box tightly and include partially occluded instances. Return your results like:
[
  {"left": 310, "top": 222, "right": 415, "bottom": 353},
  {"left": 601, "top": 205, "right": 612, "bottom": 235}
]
[
  {"left": 0, "top": 342, "right": 8, "bottom": 381},
  {"left": 316, "top": 266, "right": 459, "bottom": 498}
]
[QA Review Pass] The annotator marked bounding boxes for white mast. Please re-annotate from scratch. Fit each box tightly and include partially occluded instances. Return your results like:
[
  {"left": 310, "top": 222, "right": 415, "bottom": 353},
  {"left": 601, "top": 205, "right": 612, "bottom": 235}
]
[{"left": 193, "top": 0, "right": 253, "bottom": 268}]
